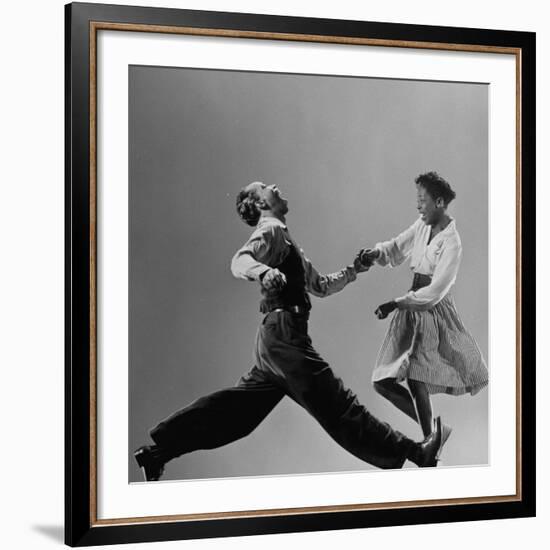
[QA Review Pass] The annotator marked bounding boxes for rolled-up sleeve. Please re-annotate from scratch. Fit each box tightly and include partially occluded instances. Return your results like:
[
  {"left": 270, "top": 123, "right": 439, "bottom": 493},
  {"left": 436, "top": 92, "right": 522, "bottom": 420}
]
[
  {"left": 395, "top": 240, "right": 462, "bottom": 311},
  {"left": 374, "top": 220, "right": 419, "bottom": 267},
  {"left": 230, "top": 224, "right": 287, "bottom": 282},
  {"left": 303, "top": 254, "right": 357, "bottom": 298}
]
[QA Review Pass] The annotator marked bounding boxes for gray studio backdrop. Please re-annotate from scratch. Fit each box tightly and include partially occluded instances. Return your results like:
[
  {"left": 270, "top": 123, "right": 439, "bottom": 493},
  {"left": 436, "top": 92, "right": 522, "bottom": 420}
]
[{"left": 129, "top": 65, "right": 488, "bottom": 482}]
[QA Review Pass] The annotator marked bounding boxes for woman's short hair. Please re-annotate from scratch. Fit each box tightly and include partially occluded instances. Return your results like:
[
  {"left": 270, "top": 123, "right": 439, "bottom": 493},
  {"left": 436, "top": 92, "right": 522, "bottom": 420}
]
[
  {"left": 415, "top": 171, "right": 456, "bottom": 206},
  {"left": 236, "top": 188, "right": 261, "bottom": 226}
]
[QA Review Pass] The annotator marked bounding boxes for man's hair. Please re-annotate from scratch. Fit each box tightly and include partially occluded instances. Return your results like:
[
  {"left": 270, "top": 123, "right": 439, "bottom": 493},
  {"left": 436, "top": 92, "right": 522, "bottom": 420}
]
[
  {"left": 415, "top": 171, "right": 456, "bottom": 206},
  {"left": 236, "top": 187, "right": 262, "bottom": 226}
]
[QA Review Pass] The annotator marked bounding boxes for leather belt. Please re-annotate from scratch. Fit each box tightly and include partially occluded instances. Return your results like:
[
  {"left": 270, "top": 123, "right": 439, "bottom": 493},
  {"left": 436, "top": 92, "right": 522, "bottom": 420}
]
[
  {"left": 268, "top": 305, "right": 309, "bottom": 315},
  {"left": 410, "top": 273, "right": 432, "bottom": 291}
]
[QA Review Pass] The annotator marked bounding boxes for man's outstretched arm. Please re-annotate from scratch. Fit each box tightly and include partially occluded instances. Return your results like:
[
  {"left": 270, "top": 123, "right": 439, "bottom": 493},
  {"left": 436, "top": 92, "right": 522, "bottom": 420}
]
[{"left": 303, "top": 250, "right": 369, "bottom": 298}]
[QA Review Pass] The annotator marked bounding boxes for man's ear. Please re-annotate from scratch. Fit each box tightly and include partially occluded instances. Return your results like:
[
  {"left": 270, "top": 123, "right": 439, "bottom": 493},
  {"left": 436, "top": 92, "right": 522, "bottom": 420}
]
[
  {"left": 436, "top": 197, "right": 445, "bottom": 209},
  {"left": 257, "top": 199, "right": 269, "bottom": 210}
]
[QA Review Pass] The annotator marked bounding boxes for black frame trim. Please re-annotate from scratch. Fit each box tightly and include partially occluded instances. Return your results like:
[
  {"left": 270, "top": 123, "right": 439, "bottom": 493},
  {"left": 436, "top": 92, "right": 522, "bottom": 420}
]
[{"left": 65, "top": 2, "right": 536, "bottom": 546}]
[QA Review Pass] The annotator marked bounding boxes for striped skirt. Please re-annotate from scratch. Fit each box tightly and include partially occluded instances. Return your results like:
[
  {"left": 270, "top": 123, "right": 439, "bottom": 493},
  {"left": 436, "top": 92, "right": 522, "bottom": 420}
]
[{"left": 372, "top": 294, "right": 488, "bottom": 396}]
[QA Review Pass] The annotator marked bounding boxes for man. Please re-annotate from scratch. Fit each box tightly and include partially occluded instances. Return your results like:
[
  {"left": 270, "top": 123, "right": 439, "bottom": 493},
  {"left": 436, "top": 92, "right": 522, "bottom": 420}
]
[{"left": 134, "top": 181, "right": 443, "bottom": 481}]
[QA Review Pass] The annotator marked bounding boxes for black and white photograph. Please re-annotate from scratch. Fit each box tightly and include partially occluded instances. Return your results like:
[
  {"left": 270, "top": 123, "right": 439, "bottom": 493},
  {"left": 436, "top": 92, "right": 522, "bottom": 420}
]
[
  {"left": 129, "top": 66, "right": 489, "bottom": 483},
  {"left": 64, "top": 0, "right": 534, "bottom": 545},
  {"left": 3, "top": 0, "right": 543, "bottom": 548}
]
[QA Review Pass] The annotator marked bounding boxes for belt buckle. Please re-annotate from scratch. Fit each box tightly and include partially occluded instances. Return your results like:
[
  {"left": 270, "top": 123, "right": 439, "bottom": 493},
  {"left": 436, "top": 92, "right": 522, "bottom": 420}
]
[
  {"left": 268, "top": 305, "right": 306, "bottom": 315},
  {"left": 269, "top": 306, "right": 299, "bottom": 314}
]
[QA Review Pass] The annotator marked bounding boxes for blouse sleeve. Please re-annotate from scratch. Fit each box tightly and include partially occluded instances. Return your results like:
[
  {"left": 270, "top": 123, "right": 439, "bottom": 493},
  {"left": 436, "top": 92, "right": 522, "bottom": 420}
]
[
  {"left": 374, "top": 219, "right": 419, "bottom": 267},
  {"left": 395, "top": 238, "right": 462, "bottom": 311}
]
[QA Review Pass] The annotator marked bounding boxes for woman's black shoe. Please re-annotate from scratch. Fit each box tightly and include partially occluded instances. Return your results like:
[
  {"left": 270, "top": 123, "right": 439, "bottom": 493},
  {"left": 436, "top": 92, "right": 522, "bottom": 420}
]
[{"left": 412, "top": 416, "right": 443, "bottom": 467}]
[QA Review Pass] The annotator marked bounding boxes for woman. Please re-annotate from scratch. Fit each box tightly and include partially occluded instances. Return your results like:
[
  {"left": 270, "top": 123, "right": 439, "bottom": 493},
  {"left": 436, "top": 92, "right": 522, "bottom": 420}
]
[{"left": 361, "top": 172, "right": 488, "bottom": 456}]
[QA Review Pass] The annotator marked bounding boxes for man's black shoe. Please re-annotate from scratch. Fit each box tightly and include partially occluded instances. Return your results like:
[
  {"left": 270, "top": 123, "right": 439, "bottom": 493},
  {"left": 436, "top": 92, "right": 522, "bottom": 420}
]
[
  {"left": 415, "top": 416, "right": 443, "bottom": 468},
  {"left": 134, "top": 445, "right": 166, "bottom": 481}
]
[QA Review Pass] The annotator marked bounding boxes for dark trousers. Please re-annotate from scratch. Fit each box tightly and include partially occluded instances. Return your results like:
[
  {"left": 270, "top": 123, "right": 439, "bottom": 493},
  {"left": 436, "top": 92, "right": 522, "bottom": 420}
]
[{"left": 150, "top": 310, "right": 414, "bottom": 469}]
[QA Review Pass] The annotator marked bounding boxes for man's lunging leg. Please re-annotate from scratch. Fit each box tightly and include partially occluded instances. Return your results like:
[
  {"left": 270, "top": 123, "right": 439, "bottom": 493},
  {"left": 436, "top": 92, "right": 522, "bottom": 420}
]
[
  {"left": 135, "top": 367, "right": 284, "bottom": 481},
  {"left": 258, "top": 312, "right": 442, "bottom": 469}
]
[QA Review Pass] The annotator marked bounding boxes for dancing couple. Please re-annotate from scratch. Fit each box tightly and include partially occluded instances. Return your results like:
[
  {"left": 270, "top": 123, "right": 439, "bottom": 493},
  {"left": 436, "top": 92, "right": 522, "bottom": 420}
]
[{"left": 135, "top": 172, "right": 488, "bottom": 481}]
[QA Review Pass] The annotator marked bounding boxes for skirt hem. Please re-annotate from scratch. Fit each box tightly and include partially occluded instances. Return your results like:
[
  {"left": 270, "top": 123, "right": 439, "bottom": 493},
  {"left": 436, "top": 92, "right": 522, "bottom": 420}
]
[
  {"left": 372, "top": 294, "right": 488, "bottom": 397},
  {"left": 372, "top": 369, "right": 488, "bottom": 396}
]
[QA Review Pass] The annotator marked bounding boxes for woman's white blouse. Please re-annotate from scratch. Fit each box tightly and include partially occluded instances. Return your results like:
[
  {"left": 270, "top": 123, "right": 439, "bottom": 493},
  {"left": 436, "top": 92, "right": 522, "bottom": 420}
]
[{"left": 374, "top": 217, "right": 462, "bottom": 311}]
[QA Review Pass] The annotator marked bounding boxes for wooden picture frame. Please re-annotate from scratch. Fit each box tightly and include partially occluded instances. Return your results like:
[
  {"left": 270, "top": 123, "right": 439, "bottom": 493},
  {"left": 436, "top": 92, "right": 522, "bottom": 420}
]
[{"left": 65, "top": 2, "right": 535, "bottom": 546}]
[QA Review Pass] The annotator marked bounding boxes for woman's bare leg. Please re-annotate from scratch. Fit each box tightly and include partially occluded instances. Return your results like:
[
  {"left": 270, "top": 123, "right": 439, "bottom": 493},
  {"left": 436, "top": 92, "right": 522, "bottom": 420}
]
[
  {"left": 373, "top": 379, "right": 419, "bottom": 423},
  {"left": 408, "top": 379, "right": 433, "bottom": 437}
]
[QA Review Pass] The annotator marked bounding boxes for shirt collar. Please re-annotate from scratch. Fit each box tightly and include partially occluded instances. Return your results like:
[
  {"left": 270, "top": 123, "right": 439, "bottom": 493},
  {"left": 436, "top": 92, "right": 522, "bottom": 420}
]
[
  {"left": 431, "top": 217, "right": 456, "bottom": 241},
  {"left": 441, "top": 217, "right": 456, "bottom": 235},
  {"left": 418, "top": 215, "right": 455, "bottom": 229},
  {"left": 256, "top": 216, "right": 288, "bottom": 230}
]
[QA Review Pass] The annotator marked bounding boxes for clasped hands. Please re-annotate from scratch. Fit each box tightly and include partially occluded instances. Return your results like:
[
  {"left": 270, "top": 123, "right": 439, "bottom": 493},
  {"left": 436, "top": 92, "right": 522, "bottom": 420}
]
[{"left": 354, "top": 248, "right": 379, "bottom": 272}]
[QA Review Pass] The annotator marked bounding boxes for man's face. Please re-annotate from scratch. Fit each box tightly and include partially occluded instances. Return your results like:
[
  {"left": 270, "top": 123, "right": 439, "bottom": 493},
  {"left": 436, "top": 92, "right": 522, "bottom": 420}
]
[
  {"left": 416, "top": 185, "right": 443, "bottom": 226},
  {"left": 246, "top": 181, "right": 288, "bottom": 215}
]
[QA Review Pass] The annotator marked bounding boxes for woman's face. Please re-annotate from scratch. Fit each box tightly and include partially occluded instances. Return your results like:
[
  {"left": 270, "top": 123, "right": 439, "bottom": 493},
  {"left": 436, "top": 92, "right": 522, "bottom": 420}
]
[{"left": 416, "top": 185, "right": 444, "bottom": 226}]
